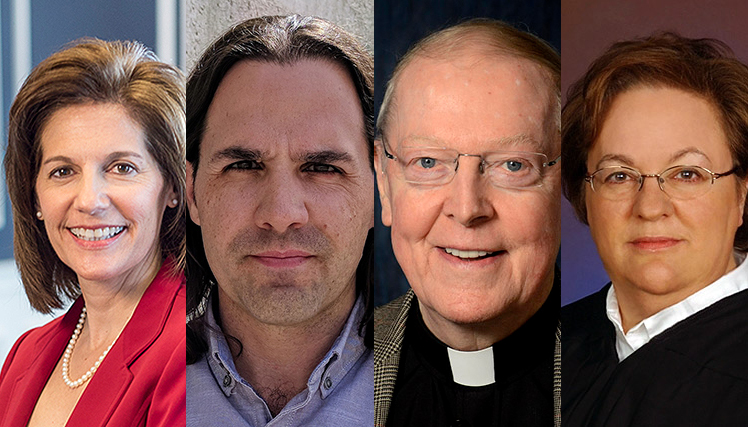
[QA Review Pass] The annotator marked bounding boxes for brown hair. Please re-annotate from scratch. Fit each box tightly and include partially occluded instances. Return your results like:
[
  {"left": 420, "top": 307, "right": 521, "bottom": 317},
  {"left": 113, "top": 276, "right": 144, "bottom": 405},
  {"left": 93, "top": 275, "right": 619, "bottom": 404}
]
[
  {"left": 6, "top": 38, "right": 186, "bottom": 313},
  {"left": 377, "top": 18, "right": 561, "bottom": 138},
  {"left": 562, "top": 32, "right": 748, "bottom": 250},
  {"left": 186, "top": 15, "right": 374, "bottom": 363}
]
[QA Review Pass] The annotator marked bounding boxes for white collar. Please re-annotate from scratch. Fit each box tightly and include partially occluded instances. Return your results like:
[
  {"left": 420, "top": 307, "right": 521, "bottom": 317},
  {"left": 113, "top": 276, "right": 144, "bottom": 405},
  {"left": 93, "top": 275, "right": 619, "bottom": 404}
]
[
  {"left": 606, "top": 252, "right": 748, "bottom": 361},
  {"left": 446, "top": 346, "right": 495, "bottom": 387}
]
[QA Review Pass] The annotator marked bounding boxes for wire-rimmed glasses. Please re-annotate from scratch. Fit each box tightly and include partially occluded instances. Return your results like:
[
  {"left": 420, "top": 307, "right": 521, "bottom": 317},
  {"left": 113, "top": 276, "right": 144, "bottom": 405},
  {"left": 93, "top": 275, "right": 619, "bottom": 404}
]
[
  {"left": 585, "top": 164, "right": 737, "bottom": 200},
  {"left": 380, "top": 139, "right": 560, "bottom": 189}
]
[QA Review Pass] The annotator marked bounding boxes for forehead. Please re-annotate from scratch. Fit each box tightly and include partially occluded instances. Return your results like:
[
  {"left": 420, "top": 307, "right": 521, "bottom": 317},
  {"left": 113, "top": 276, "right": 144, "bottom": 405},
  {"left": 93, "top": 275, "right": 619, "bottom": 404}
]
[
  {"left": 202, "top": 58, "right": 366, "bottom": 161},
  {"left": 391, "top": 51, "right": 556, "bottom": 153},
  {"left": 590, "top": 86, "right": 730, "bottom": 166},
  {"left": 40, "top": 103, "right": 146, "bottom": 156}
]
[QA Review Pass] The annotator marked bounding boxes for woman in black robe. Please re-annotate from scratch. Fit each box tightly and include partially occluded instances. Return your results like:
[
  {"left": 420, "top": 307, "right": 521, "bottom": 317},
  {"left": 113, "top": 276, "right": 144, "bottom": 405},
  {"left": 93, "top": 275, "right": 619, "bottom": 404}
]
[{"left": 561, "top": 32, "right": 748, "bottom": 426}]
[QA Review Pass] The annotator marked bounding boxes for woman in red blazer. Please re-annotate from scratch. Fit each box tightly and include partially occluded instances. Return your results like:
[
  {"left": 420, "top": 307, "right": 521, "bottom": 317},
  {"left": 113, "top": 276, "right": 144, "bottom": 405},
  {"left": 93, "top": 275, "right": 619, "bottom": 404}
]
[{"left": 0, "top": 38, "right": 186, "bottom": 426}]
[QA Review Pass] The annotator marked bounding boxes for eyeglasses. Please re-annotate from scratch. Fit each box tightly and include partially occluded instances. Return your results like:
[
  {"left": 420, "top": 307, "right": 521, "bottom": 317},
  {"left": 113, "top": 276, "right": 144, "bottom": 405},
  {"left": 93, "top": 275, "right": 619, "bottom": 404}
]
[
  {"left": 380, "top": 138, "right": 560, "bottom": 189},
  {"left": 585, "top": 164, "right": 737, "bottom": 200}
]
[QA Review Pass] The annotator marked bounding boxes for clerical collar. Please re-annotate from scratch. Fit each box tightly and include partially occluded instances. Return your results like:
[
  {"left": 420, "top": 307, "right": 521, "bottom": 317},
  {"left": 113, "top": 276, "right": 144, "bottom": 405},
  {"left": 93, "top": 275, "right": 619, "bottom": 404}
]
[
  {"left": 405, "top": 280, "right": 558, "bottom": 388},
  {"left": 446, "top": 346, "right": 495, "bottom": 386}
]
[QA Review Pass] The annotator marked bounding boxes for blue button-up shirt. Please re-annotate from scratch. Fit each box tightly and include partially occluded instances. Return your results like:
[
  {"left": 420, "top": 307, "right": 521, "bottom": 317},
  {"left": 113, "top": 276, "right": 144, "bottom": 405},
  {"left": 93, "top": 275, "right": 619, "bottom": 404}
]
[{"left": 187, "top": 293, "right": 373, "bottom": 426}]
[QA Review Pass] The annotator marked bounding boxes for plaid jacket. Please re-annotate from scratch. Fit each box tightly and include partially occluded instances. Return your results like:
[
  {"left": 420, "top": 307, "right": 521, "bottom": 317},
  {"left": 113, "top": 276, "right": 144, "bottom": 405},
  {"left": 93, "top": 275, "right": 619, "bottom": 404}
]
[{"left": 373, "top": 289, "right": 562, "bottom": 427}]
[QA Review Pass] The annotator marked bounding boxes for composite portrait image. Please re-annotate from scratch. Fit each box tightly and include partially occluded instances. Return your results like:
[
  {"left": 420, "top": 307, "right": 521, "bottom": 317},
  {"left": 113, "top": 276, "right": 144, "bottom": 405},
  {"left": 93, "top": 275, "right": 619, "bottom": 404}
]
[{"left": 0, "top": 1, "right": 746, "bottom": 426}]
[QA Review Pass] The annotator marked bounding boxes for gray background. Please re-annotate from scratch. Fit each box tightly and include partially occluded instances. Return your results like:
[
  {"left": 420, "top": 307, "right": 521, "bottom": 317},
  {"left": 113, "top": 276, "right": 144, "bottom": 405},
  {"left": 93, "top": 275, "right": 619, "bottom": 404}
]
[{"left": 185, "top": 0, "right": 374, "bottom": 72}]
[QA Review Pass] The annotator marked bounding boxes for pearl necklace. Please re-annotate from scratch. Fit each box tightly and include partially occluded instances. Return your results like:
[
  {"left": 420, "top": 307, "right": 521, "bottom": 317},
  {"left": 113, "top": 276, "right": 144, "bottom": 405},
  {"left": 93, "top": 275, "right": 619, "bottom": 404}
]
[{"left": 61, "top": 307, "right": 116, "bottom": 389}]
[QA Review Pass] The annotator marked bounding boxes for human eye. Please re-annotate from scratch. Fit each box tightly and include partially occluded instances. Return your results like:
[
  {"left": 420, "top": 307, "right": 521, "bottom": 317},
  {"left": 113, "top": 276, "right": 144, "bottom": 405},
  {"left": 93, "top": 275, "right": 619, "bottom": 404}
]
[
  {"left": 302, "top": 163, "right": 343, "bottom": 174},
  {"left": 50, "top": 166, "right": 74, "bottom": 179},
  {"left": 602, "top": 169, "right": 636, "bottom": 184},
  {"left": 405, "top": 156, "right": 449, "bottom": 176},
  {"left": 403, "top": 150, "right": 449, "bottom": 171},
  {"left": 415, "top": 157, "right": 438, "bottom": 169},
  {"left": 224, "top": 160, "right": 263, "bottom": 172},
  {"left": 485, "top": 154, "right": 541, "bottom": 187},
  {"left": 495, "top": 158, "right": 535, "bottom": 174},
  {"left": 670, "top": 166, "right": 706, "bottom": 183},
  {"left": 110, "top": 162, "right": 137, "bottom": 175},
  {"left": 400, "top": 148, "right": 451, "bottom": 183}
]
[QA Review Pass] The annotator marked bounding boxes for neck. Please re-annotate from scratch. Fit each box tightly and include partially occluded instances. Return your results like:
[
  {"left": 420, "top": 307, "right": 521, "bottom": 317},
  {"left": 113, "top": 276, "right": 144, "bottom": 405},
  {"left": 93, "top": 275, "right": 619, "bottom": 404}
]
[
  {"left": 420, "top": 275, "right": 553, "bottom": 351},
  {"left": 217, "top": 285, "right": 356, "bottom": 416},
  {"left": 615, "top": 256, "right": 738, "bottom": 333},
  {"left": 77, "top": 253, "right": 162, "bottom": 348}
]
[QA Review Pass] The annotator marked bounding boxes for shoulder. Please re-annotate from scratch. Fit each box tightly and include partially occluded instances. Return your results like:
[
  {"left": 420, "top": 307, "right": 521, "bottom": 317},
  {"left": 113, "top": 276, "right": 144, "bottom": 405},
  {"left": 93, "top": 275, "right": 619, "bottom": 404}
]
[
  {"left": 374, "top": 290, "right": 414, "bottom": 342},
  {"left": 561, "top": 284, "right": 610, "bottom": 338},
  {"left": 0, "top": 309, "right": 74, "bottom": 418},
  {"left": 1, "top": 306, "right": 73, "bottom": 379},
  {"left": 0, "top": 324, "right": 47, "bottom": 381},
  {"left": 661, "top": 288, "right": 748, "bottom": 380}
]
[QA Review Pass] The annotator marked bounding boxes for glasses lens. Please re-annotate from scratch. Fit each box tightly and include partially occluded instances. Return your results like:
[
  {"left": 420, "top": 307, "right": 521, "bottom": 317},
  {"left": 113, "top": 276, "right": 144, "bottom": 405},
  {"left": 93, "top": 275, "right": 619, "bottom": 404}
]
[
  {"left": 484, "top": 152, "right": 545, "bottom": 188},
  {"left": 399, "top": 147, "right": 456, "bottom": 184},
  {"left": 590, "top": 166, "right": 641, "bottom": 200},
  {"left": 661, "top": 165, "right": 712, "bottom": 200}
]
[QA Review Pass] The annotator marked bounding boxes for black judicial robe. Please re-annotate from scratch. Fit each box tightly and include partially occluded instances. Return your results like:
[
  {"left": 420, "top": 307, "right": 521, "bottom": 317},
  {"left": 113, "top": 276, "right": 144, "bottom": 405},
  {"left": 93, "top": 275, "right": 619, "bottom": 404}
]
[
  {"left": 386, "top": 283, "right": 559, "bottom": 427},
  {"left": 562, "top": 285, "right": 748, "bottom": 427}
]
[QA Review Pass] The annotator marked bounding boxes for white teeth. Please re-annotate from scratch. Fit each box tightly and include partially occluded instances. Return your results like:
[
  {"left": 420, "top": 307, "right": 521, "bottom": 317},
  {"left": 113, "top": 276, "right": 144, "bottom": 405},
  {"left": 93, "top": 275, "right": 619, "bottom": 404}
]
[
  {"left": 70, "top": 226, "right": 124, "bottom": 241},
  {"left": 444, "top": 248, "right": 491, "bottom": 259}
]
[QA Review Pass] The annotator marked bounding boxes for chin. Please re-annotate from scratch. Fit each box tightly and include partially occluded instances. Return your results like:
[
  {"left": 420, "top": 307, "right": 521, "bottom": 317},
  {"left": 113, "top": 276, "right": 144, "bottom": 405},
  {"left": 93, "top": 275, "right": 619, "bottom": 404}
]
[
  {"left": 625, "top": 263, "right": 683, "bottom": 296},
  {"left": 433, "top": 299, "right": 506, "bottom": 326}
]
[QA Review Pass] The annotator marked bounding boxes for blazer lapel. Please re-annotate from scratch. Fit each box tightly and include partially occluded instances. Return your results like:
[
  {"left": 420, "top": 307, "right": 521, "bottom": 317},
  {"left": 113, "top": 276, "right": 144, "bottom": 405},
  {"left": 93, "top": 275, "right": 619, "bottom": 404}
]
[{"left": 66, "top": 264, "right": 180, "bottom": 426}]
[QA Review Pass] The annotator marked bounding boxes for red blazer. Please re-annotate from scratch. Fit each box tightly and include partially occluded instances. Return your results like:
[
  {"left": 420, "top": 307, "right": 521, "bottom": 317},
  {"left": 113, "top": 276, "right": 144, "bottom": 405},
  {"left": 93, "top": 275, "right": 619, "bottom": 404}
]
[{"left": 0, "top": 262, "right": 186, "bottom": 426}]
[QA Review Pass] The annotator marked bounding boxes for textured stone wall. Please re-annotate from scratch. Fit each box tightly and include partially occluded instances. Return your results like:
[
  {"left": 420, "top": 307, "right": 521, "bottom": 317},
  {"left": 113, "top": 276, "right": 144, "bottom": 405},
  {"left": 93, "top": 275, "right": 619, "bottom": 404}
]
[{"left": 186, "top": 0, "right": 373, "bottom": 72}]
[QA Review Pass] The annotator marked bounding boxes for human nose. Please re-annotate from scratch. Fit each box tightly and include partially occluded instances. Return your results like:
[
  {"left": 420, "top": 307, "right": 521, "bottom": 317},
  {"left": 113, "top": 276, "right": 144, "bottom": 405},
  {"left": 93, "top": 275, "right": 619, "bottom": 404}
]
[
  {"left": 632, "top": 175, "right": 673, "bottom": 220},
  {"left": 254, "top": 173, "right": 309, "bottom": 233},
  {"left": 73, "top": 171, "right": 110, "bottom": 215},
  {"left": 442, "top": 156, "right": 494, "bottom": 227}
]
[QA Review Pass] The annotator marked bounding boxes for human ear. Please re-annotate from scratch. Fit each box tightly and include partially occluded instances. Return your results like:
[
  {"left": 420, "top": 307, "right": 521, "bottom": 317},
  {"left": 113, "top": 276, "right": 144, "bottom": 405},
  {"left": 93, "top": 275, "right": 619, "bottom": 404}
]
[
  {"left": 186, "top": 162, "right": 201, "bottom": 226},
  {"left": 374, "top": 140, "right": 393, "bottom": 227},
  {"left": 738, "top": 177, "right": 748, "bottom": 227}
]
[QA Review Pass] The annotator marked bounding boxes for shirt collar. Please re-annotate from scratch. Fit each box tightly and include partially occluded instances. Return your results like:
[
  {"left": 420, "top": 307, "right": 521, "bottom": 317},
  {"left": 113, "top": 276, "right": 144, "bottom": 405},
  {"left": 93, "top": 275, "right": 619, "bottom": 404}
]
[
  {"left": 202, "top": 289, "right": 367, "bottom": 401},
  {"left": 607, "top": 251, "right": 748, "bottom": 361}
]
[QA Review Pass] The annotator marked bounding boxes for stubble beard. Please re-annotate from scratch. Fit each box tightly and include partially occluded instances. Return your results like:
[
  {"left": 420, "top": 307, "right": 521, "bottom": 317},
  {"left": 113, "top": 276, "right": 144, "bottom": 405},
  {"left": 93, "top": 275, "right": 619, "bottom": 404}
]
[{"left": 227, "top": 226, "right": 332, "bottom": 327}]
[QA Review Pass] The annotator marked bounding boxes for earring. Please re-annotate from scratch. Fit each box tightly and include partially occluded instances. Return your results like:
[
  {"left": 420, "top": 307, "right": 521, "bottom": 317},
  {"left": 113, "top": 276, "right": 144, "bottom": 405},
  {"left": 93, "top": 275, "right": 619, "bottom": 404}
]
[
  {"left": 36, "top": 211, "right": 43, "bottom": 220},
  {"left": 171, "top": 198, "right": 179, "bottom": 207}
]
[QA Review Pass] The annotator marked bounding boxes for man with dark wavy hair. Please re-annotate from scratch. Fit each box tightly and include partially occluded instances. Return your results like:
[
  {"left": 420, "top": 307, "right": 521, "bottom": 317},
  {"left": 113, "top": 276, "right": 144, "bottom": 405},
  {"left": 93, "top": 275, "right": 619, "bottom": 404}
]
[{"left": 185, "top": 15, "right": 374, "bottom": 426}]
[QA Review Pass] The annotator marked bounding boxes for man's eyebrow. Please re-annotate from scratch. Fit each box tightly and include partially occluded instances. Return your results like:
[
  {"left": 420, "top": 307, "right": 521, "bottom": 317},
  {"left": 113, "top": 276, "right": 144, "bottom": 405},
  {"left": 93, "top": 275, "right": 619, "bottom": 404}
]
[
  {"left": 210, "top": 146, "right": 264, "bottom": 163},
  {"left": 300, "top": 150, "right": 354, "bottom": 164},
  {"left": 400, "top": 134, "right": 546, "bottom": 151},
  {"left": 495, "top": 134, "right": 545, "bottom": 151}
]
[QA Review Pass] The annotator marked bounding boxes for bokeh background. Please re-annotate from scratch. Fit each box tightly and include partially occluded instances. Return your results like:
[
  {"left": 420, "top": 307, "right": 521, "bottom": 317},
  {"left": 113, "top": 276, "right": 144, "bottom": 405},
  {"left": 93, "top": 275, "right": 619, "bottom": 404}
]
[{"left": 561, "top": 0, "right": 748, "bottom": 305}]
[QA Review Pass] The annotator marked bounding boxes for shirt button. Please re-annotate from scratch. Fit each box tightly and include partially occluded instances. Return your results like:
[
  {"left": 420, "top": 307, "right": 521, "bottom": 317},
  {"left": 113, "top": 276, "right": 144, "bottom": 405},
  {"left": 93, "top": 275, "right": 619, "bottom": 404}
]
[
  {"left": 324, "top": 377, "right": 333, "bottom": 389},
  {"left": 223, "top": 375, "right": 232, "bottom": 387}
]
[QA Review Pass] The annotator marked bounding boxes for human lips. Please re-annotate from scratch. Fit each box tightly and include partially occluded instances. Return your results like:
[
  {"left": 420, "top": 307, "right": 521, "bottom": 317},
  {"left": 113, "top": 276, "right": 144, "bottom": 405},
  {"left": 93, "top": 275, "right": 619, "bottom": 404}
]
[
  {"left": 69, "top": 226, "right": 126, "bottom": 242},
  {"left": 251, "top": 250, "right": 314, "bottom": 268},
  {"left": 629, "top": 236, "right": 683, "bottom": 251},
  {"left": 440, "top": 246, "right": 506, "bottom": 261}
]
